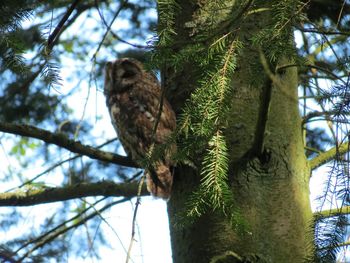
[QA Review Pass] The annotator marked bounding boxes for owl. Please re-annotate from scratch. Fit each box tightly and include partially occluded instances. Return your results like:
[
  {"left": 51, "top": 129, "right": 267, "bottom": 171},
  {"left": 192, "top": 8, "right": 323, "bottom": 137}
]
[{"left": 104, "top": 58, "right": 176, "bottom": 199}]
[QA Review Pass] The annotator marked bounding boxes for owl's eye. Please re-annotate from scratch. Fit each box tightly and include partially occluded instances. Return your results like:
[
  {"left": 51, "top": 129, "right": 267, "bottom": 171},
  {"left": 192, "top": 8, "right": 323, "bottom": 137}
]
[{"left": 122, "top": 71, "right": 137, "bottom": 78}]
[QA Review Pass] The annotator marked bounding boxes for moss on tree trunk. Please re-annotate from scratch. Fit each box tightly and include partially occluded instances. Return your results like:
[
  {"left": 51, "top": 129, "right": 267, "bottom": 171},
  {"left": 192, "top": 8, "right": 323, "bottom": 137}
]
[{"left": 165, "top": 1, "right": 313, "bottom": 262}]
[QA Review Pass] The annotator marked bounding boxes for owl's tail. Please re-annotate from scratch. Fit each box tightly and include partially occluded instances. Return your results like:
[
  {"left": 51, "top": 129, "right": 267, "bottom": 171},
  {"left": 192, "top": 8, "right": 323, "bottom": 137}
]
[{"left": 145, "top": 163, "right": 173, "bottom": 200}]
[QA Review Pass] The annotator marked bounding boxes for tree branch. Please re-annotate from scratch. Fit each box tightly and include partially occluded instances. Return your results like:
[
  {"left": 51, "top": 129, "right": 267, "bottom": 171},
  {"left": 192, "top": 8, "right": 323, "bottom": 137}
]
[
  {"left": 17, "top": 197, "right": 129, "bottom": 261},
  {"left": 314, "top": 206, "right": 350, "bottom": 219},
  {"left": 47, "top": 0, "right": 81, "bottom": 49},
  {"left": 297, "top": 27, "right": 350, "bottom": 36},
  {"left": 276, "top": 63, "right": 347, "bottom": 85},
  {"left": 0, "top": 181, "right": 148, "bottom": 206},
  {"left": 301, "top": 110, "right": 350, "bottom": 124},
  {"left": 309, "top": 141, "right": 349, "bottom": 170},
  {"left": 0, "top": 122, "right": 137, "bottom": 168}
]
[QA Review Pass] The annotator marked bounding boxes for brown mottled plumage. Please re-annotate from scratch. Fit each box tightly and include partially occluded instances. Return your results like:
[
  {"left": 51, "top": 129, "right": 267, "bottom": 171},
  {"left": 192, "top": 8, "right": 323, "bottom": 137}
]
[{"left": 104, "top": 58, "right": 176, "bottom": 199}]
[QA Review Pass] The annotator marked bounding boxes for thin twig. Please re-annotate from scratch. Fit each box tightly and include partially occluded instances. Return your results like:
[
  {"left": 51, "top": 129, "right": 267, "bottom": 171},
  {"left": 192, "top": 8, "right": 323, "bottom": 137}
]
[
  {"left": 47, "top": 0, "right": 81, "bottom": 49},
  {"left": 5, "top": 138, "right": 117, "bottom": 192},
  {"left": 15, "top": 197, "right": 107, "bottom": 254},
  {"left": 270, "top": 0, "right": 310, "bottom": 41},
  {"left": 18, "top": 198, "right": 129, "bottom": 261},
  {"left": 336, "top": 0, "right": 347, "bottom": 29},
  {"left": 297, "top": 27, "right": 350, "bottom": 36},
  {"left": 125, "top": 175, "right": 145, "bottom": 263},
  {"left": 81, "top": 198, "right": 131, "bottom": 258},
  {"left": 95, "top": 0, "right": 149, "bottom": 49},
  {"left": 302, "top": 110, "right": 350, "bottom": 125},
  {"left": 277, "top": 63, "right": 347, "bottom": 85},
  {"left": 92, "top": 0, "right": 129, "bottom": 62},
  {"left": 5, "top": 155, "right": 77, "bottom": 193}
]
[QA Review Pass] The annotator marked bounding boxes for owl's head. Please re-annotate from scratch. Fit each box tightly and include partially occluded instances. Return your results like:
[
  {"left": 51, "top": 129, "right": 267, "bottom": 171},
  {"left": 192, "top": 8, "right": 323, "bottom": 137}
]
[{"left": 104, "top": 58, "right": 143, "bottom": 95}]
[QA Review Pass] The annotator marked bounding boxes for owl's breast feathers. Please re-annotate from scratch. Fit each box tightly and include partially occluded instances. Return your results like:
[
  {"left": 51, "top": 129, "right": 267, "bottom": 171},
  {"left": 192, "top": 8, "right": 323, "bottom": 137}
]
[{"left": 107, "top": 88, "right": 176, "bottom": 163}]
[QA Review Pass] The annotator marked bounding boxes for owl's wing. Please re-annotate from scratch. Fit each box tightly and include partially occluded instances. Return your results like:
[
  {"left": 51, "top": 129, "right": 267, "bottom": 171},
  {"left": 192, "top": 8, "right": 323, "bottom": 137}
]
[{"left": 130, "top": 86, "right": 176, "bottom": 145}]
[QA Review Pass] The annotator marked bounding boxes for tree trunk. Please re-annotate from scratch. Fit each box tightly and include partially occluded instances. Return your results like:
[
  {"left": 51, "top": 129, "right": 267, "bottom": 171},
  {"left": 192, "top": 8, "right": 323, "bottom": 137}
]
[{"left": 165, "top": 1, "right": 313, "bottom": 262}]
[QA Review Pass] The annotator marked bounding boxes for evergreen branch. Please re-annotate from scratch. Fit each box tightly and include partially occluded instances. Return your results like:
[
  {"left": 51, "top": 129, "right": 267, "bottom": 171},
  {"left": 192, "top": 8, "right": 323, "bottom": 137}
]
[
  {"left": 203, "top": 0, "right": 253, "bottom": 42},
  {"left": 0, "top": 181, "right": 147, "bottom": 206},
  {"left": 314, "top": 213, "right": 347, "bottom": 260},
  {"left": 232, "top": 0, "right": 254, "bottom": 22},
  {"left": 157, "top": 0, "right": 179, "bottom": 46},
  {"left": 180, "top": 40, "right": 238, "bottom": 217},
  {"left": 270, "top": 0, "right": 310, "bottom": 42},
  {"left": 314, "top": 206, "right": 350, "bottom": 219},
  {"left": 199, "top": 130, "right": 231, "bottom": 210},
  {"left": 0, "top": 2, "right": 34, "bottom": 31},
  {"left": 185, "top": 130, "right": 232, "bottom": 218},
  {"left": 252, "top": 0, "right": 305, "bottom": 61},
  {"left": 0, "top": 122, "right": 137, "bottom": 168},
  {"left": 309, "top": 141, "right": 349, "bottom": 170}
]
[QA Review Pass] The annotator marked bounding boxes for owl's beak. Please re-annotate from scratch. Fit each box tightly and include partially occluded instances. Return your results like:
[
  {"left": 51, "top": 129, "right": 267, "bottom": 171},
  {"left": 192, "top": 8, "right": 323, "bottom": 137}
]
[
  {"left": 104, "top": 62, "right": 114, "bottom": 93},
  {"left": 105, "top": 61, "right": 113, "bottom": 74}
]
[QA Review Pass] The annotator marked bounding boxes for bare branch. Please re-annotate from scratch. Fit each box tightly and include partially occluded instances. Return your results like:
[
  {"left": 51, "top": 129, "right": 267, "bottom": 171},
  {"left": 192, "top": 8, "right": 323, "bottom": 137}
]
[
  {"left": 302, "top": 110, "right": 350, "bottom": 124},
  {"left": 277, "top": 63, "right": 347, "bottom": 85},
  {"left": 0, "top": 181, "right": 148, "bottom": 207},
  {"left": 314, "top": 206, "right": 350, "bottom": 219},
  {"left": 47, "top": 0, "right": 81, "bottom": 49},
  {"left": 296, "top": 27, "right": 350, "bottom": 36},
  {"left": 126, "top": 176, "right": 145, "bottom": 263},
  {"left": 15, "top": 197, "right": 108, "bottom": 254},
  {"left": 309, "top": 141, "right": 349, "bottom": 170},
  {"left": 0, "top": 122, "right": 137, "bottom": 168},
  {"left": 94, "top": 0, "right": 150, "bottom": 51},
  {"left": 92, "top": 0, "right": 131, "bottom": 62},
  {"left": 17, "top": 198, "right": 129, "bottom": 261}
]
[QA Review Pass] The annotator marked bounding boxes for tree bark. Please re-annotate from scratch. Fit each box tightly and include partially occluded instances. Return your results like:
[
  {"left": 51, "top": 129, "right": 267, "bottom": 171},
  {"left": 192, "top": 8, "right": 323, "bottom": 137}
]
[{"left": 165, "top": 1, "right": 313, "bottom": 262}]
